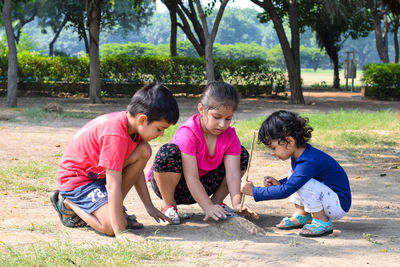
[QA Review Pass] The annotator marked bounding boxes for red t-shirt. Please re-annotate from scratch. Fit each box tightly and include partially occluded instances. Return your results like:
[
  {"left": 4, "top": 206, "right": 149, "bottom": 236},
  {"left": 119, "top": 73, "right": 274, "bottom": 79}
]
[{"left": 57, "top": 111, "right": 141, "bottom": 191}]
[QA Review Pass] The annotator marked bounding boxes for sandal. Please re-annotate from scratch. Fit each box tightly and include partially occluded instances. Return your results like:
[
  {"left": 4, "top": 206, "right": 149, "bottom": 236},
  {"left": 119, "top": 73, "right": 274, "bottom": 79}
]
[
  {"left": 50, "top": 190, "right": 87, "bottom": 228},
  {"left": 276, "top": 212, "right": 312, "bottom": 230},
  {"left": 126, "top": 214, "right": 144, "bottom": 229},
  {"left": 299, "top": 218, "right": 333, "bottom": 237}
]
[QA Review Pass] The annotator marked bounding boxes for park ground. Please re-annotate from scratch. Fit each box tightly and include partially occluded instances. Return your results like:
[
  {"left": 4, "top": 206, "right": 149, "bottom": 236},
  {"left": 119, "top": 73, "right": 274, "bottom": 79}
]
[{"left": 0, "top": 92, "right": 399, "bottom": 266}]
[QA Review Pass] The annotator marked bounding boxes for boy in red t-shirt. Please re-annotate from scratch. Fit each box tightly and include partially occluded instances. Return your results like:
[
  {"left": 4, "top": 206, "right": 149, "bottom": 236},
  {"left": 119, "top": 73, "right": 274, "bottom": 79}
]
[{"left": 50, "top": 83, "right": 179, "bottom": 237}]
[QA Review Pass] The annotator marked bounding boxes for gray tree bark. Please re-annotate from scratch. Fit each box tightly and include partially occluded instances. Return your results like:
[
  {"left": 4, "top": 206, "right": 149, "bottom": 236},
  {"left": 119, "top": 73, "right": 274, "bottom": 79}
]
[
  {"left": 87, "top": 0, "right": 103, "bottom": 103},
  {"left": 3, "top": 0, "right": 18, "bottom": 107},
  {"left": 251, "top": 0, "right": 304, "bottom": 104},
  {"left": 368, "top": 0, "right": 390, "bottom": 63},
  {"left": 195, "top": 0, "right": 229, "bottom": 83}
]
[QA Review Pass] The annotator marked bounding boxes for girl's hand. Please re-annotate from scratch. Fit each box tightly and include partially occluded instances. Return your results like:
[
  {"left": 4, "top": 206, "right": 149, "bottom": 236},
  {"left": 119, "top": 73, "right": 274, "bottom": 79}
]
[
  {"left": 235, "top": 205, "right": 259, "bottom": 219},
  {"left": 241, "top": 181, "right": 254, "bottom": 196},
  {"left": 263, "top": 176, "right": 280, "bottom": 187},
  {"left": 203, "top": 204, "right": 227, "bottom": 221},
  {"left": 146, "top": 205, "right": 173, "bottom": 224}
]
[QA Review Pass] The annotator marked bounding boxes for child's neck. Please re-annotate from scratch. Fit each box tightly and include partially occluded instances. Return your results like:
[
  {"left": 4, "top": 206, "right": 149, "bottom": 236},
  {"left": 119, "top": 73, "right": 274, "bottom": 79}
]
[
  {"left": 292, "top": 144, "right": 307, "bottom": 160},
  {"left": 126, "top": 112, "right": 138, "bottom": 137}
]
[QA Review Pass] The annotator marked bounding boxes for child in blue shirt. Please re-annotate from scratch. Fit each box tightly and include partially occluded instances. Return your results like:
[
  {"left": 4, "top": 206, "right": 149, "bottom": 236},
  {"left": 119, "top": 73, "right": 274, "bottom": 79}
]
[{"left": 241, "top": 110, "right": 351, "bottom": 237}]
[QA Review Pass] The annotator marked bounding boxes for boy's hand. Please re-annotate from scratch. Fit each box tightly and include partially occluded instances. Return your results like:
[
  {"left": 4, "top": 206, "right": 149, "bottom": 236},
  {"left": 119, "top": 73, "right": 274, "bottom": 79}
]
[
  {"left": 263, "top": 176, "right": 280, "bottom": 187},
  {"left": 146, "top": 206, "right": 173, "bottom": 224},
  {"left": 203, "top": 204, "right": 227, "bottom": 221},
  {"left": 235, "top": 205, "right": 259, "bottom": 219},
  {"left": 241, "top": 181, "right": 254, "bottom": 196}
]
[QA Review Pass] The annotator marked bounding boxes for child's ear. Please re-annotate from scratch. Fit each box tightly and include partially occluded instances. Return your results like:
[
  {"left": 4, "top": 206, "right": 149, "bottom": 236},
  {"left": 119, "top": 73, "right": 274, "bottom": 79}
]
[
  {"left": 137, "top": 114, "right": 148, "bottom": 126},
  {"left": 286, "top": 136, "right": 296, "bottom": 148},
  {"left": 197, "top": 103, "right": 204, "bottom": 114}
]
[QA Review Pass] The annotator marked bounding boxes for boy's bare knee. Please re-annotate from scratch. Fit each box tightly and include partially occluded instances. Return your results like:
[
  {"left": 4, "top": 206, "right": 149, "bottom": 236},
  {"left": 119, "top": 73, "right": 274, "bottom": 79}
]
[
  {"left": 137, "top": 141, "right": 152, "bottom": 160},
  {"left": 99, "top": 223, "right": 115, "bottom": 236}
]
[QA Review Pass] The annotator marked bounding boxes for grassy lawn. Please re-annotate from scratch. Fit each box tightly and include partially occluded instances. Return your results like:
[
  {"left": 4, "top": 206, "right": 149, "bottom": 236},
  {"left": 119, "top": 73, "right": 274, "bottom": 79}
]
[
  {"left": 0, "top": 238, "right": 186, "bottom": 266},
  {"left": 1, "top": 110, "right": 397, "bottom": 264},
  {"left": 154, "top": 110, "right": 399, "bottom": 151},
  {"left": 301, "top": 68, "right": 362, "bottom": 88}
]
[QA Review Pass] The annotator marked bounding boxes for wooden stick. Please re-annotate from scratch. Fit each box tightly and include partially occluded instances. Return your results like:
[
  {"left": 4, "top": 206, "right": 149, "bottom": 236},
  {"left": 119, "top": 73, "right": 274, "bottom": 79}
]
[{"left": 240, "top": 131, "right": 256, "bottom": 212}]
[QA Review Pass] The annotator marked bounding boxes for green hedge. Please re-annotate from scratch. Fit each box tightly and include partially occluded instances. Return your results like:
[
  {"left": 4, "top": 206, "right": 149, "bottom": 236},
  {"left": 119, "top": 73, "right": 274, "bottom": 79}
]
[
  {"left": 0, "top": 52, "right": 287, "bottom": 97},
  {"left": 362, "top": 63, "right": 400, "bottom": 99}
]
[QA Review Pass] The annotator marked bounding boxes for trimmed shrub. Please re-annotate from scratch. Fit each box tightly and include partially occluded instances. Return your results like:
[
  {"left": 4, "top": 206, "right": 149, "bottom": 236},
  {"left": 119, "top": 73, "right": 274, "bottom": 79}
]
[
  {"left": 362, "top": 63, "right": 400, "bottom": 99},
  {"left": 0, "top": 52, "right": 287, "bottom": 97}
]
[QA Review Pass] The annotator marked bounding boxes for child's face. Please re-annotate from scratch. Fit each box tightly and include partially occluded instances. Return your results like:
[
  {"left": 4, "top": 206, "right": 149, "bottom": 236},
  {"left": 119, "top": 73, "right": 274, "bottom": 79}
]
[
  {"left": 139, "top": 118, "right": 171, "bottom": 142},
  {"left": 266, "top": 139, "right": 295, "bottom": 161},
  {"left": 199, "top": 105, "right": 234, "bottom": 136}
]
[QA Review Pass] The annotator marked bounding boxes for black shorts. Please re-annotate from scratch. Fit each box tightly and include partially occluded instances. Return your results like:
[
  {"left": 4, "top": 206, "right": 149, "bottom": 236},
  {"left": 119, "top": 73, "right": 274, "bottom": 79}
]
[{"left": 150, "top": 143, "right": 249, "bottom": 205}]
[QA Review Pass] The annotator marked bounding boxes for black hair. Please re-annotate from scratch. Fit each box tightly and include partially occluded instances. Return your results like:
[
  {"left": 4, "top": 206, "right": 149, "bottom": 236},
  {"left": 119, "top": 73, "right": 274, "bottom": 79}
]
[
  {"left": 127, "top": 83, "right": 179, "bottom": 124},
  {"left": 258, "top": 110, "right": 313, "bottom": 147},
  {"left": 200, "top": 81, "right": 239, "bottom": 111}
]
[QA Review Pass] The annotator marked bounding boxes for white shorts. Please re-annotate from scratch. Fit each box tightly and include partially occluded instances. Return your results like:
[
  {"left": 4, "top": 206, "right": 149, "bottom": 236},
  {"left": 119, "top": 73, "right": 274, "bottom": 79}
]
[{"left": 289, "top": 178, "right": 347, "bottom": 220}]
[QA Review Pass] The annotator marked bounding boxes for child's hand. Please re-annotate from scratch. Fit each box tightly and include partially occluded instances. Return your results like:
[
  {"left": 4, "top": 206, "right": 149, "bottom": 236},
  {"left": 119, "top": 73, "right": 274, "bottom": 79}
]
[
  {"left": 241, "top": 181, "right": 254, "bottom": 196},
  {"left": 203, "top": 204, "right": 227, "bottom": 221},
  {"left": 263, "top": 176, "right": 280, "bottom": 186},
  {"left": 235, "top": 205, "right": 259, "bottom": 219},
  {"left": 146, "top": 205, "right": 173, "bottom": 224}
]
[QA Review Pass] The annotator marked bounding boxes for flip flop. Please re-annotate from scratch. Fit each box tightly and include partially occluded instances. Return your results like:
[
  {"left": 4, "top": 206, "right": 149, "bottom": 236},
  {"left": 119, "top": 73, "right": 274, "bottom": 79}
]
[{"left": 50, "top": 190, "right": 87, "bottom": 228}]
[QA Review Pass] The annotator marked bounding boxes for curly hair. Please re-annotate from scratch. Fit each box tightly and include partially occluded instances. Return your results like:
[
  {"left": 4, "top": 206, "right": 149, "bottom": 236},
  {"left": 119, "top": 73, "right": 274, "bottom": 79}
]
[{"left": 258, "top": 110, "right": 313, "bottom": 147}]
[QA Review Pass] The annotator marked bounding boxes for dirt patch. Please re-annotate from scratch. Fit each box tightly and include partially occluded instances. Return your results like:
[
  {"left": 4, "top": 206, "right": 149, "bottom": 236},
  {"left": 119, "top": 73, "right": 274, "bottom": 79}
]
[{"left": 0, "top": 92, "right": 399, "bottom": 266}]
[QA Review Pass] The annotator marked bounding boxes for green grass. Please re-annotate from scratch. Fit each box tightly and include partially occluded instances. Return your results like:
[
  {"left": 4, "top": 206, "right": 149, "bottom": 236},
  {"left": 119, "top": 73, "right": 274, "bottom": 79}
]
[
  {"left": 20, "top": 107, "right": 95, "bottom": 122},
  {"left": 0, "top": 160, "right": 56, "bottom": 192},
  {"left": 0, "top": 238, "right": 185, "bottom": 266},
  {"left": 300, "top": 68, "right": 362, "bottom": 88},
  {"left": 152, "top": 110, "right": 399, "bottom": 151}
]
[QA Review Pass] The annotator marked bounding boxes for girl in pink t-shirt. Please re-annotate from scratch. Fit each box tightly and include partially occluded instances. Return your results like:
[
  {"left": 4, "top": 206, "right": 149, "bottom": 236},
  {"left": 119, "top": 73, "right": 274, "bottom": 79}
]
[{"left": 149, "top": 81, "right": 258, "bottom": 224}]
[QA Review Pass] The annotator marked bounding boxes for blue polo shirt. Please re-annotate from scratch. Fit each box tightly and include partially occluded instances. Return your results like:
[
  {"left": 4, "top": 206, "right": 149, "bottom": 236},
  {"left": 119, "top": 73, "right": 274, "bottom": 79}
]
[{"left": 253, "top": 144, "right": 351, "bottom": 212}]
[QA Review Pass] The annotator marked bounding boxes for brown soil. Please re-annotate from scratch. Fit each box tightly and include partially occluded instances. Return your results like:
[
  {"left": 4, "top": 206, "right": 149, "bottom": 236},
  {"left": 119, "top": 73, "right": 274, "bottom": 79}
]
[{"left": 0, "top": 92, "right": 399, "bottom": 266}]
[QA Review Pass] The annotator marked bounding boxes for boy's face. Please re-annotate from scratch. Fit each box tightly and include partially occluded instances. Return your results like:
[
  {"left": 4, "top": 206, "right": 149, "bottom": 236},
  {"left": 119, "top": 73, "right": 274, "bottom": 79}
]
[
  {"left": 266, "top": 139, "right": 294, "bottom": 161},
  {"left": 138, "top": 118, "right": 171, "bottom": 142}
]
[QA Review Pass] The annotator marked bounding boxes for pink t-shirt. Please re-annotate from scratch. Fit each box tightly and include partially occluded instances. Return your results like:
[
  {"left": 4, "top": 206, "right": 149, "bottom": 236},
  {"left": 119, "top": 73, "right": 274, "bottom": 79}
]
[
  {"left": 148, "top": 113, "right": 241, "bottom": 180},
  {"left": 57, "top": 111, "right": 141, "bottom": 191}
]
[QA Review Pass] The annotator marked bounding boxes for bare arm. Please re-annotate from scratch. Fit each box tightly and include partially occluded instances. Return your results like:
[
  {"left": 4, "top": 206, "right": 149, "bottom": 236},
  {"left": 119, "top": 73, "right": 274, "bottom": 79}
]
[
  {"left": 134, "top": 171, "right": 172, "bottom": 224},
  {"left": 106, "top": 169, "right": 127, "bottom": 235},
  {"left": 225, "top": 155, "right": 258, "bottom": 219},
  {"left": 223, "top": 154, "right": 242, "bottom": 209},
  {"left": 181, "top": 152, "right": 226, "bottom": 221}
]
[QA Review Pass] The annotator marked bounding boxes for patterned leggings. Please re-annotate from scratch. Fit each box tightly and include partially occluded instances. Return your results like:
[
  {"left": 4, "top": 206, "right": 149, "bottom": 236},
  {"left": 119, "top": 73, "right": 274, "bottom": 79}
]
[{"left": 150, "top": 143, "right": 249, "bottom": 205}]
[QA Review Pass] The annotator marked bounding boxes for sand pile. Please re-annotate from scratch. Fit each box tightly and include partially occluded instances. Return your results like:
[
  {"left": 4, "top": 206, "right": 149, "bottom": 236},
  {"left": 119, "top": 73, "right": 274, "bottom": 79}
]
[{"left": 201, "top": 217, "right": 266, "bottom": 241}]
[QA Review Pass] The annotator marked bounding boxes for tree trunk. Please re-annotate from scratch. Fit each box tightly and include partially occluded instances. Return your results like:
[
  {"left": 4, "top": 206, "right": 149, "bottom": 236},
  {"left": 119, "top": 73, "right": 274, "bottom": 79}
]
[
  {"left": 195, "top": 0, "right": 229, "bottom": 83},
  {"left": 368, "top": 0, "right": 390, "bottom": 63},
  {"left": 163, "top": 0, "right": 178, "bottom": 56},
  {"left": 394, "top": 19, "right": 399, "bottom": 63},
  {"left": 79, "top": 12, "right": 90, "bottom": 54},
  {"left": 49, "top": 16, "right": 68, "bottom": 56},
  {"left": 87, "top": 0, "right": 103, "bottom": 103},
  {"left": 251, "top": 0, "right": 304, "bottom": 104},
  {"left": 3, "top": 0, "right": 18, "bottom": 108},
  {"left": 204, "top": 41, "right": 215, "bottom": 82},
  {"left": 332, "top": 48, "right": 340, "bottom": 89}
]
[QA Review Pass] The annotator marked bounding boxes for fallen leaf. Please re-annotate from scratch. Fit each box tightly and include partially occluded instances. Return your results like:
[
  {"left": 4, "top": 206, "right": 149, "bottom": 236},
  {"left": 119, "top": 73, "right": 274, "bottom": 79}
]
[{"left": 361, "top": 215, "right": 369, "bottom": 218}]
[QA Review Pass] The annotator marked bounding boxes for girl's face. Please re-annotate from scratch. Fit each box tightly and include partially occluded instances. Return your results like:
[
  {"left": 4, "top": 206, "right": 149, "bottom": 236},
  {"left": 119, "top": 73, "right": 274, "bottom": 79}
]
[
  {"left": 266, "top": 139, "right": 295, "bottom": 161},
  {"left": 198, "top": 104, "right": 234, "bottom": 136}
]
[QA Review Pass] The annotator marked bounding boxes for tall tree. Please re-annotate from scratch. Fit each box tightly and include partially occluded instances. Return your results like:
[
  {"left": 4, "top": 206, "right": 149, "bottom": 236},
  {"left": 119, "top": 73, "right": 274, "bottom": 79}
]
[
  {"left": 161, "top": 0, "right": 178, "bottom": 56},
  {"left": 195, "top": 0, "right": 229, "bottom": 82},
  {"left": 367, "top": 0, "right": 390, "bottom": 63},
  {"left": 251, "top": 0, "right": 304, "bottom": 104},
  {"left": 162, "top": 0, "right": 229, "bottom": 82},
  {"left": 2, "top": 0, "right": 18, "bottom": 107},
  {"left": 42, "top": 0, "right": 154, "bottom": 103},
  {"left": 302, "top": 1, "right": 371, "bottom": 88}
]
